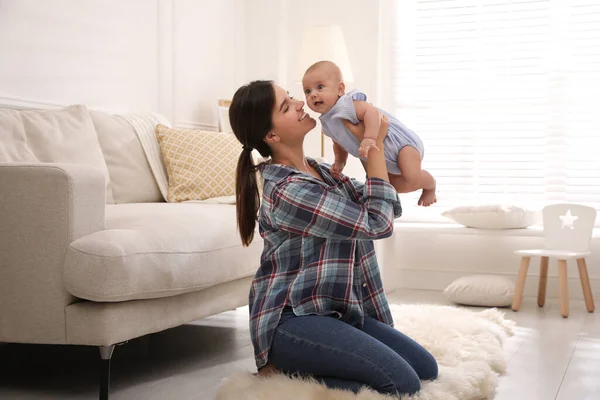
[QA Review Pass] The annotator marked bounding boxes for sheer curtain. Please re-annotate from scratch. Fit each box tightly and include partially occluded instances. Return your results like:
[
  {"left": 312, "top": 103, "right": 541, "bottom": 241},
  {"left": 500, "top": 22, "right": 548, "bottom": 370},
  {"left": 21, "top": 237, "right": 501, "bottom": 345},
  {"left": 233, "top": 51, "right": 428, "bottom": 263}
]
[{"left": 391, "top": 0, "right": 600, "bottom": 219}]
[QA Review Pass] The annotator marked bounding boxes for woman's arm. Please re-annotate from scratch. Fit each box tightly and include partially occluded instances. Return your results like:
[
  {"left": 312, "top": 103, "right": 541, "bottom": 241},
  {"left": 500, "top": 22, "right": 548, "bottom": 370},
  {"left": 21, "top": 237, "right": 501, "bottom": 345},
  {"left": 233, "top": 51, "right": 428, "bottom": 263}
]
[
  {"left": 344, "top": 114, "right": 389, "bottom": 182},
  {"left": 271, "top": 177, "right": 399, "bottom": 241}
]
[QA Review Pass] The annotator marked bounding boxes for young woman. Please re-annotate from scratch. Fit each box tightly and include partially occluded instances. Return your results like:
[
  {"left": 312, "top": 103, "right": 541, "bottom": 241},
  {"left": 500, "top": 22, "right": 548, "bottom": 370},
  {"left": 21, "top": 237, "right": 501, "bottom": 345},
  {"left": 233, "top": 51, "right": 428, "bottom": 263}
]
[{"left": 230, "top": 80, "right": 438, "bottom": 396}]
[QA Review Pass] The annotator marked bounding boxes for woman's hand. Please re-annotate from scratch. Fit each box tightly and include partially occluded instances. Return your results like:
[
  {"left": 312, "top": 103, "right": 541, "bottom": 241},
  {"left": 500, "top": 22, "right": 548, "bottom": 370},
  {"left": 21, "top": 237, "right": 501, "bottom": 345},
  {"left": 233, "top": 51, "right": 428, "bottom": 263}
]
[
  {"left": 330, "top": 161, "right": 346, "bottom": 179},
  {"left": 377, "top": 113, "right": 389, "bottom": 145},
  {"left": 342, "top": 112, "right": 389, "bottom": 146},
  {"left": 343, "top": 112, "right": 390, "bottom": 182},
  {"left": 342, "top": 119, "right": 364, "bottom": 142}
]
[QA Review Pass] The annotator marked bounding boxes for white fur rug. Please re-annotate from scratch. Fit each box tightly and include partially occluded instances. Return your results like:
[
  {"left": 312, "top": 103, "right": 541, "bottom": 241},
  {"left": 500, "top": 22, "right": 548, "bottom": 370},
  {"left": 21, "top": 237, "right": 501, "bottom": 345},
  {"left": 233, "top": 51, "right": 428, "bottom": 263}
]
[{"left": 216, "top": 304, "right": 516, "bottom": 400}]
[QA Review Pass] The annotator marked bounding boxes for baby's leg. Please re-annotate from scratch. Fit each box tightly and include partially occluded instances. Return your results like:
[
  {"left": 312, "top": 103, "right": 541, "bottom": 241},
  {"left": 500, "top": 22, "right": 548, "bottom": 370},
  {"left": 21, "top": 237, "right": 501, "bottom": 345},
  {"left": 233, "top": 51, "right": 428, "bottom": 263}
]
[{"left": 389, "top": 146, "right": 437, "bottom": 206}]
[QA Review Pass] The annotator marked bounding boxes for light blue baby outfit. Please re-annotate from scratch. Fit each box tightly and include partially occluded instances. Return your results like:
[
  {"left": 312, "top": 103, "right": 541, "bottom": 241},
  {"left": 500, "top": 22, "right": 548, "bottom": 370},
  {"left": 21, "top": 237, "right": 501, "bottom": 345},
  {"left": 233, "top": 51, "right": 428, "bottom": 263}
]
[{"left": 319, "top": 89, "right": 424, "bottom": 175}]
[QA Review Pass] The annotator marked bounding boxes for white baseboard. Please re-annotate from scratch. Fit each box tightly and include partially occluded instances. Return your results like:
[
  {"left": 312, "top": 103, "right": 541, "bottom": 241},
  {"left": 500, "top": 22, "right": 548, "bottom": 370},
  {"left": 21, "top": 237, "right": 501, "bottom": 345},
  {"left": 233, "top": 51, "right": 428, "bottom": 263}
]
[{"left": 389, "top": 268, "right": 600, "bottom": 301}]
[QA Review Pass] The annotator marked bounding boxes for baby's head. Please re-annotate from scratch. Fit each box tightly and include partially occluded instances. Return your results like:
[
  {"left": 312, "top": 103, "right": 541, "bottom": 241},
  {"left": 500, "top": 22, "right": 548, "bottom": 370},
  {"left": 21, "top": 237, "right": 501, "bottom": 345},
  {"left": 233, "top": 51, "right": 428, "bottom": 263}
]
[{"left": 302, "top": 61, "right": 345, "bottom": 114}]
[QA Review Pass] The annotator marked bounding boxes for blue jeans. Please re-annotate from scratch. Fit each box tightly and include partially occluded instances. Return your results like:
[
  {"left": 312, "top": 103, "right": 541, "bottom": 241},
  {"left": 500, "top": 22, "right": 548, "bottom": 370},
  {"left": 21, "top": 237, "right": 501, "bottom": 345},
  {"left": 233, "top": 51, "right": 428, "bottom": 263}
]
[{"left": 268, "top": 308, "right": 438, "bottom": 395}]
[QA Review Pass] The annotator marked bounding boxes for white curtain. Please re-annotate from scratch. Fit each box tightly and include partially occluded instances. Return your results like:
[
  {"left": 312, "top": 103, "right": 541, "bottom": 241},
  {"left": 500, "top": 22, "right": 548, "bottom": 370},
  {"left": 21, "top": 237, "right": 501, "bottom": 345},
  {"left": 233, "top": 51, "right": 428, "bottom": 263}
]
[{"left": 392, "top": 0, "right": 600, "bottom": 214}]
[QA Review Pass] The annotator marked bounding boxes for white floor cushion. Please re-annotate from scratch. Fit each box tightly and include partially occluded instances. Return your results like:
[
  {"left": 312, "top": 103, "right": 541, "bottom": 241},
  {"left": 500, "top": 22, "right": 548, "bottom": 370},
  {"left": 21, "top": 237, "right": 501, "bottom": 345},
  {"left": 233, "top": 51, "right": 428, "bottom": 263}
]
[
  {"left": 443, "top": 275, "right": 515, "bottom": 307},
  {"left": 63, "top": 203, "right": 262, "bottom": 302}
]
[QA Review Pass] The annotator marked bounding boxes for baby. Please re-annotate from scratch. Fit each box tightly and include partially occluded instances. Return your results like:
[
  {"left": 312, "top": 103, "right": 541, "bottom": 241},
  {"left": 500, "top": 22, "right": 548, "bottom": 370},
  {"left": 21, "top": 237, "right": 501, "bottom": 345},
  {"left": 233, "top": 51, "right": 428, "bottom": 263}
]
[{"left": 302, "top": 61, "right": 437, "bottom": 206}]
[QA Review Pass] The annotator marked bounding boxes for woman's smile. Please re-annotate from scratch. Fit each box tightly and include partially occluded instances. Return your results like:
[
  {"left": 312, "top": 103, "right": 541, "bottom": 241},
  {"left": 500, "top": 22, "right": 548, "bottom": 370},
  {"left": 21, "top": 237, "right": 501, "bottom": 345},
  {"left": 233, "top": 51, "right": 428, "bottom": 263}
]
[{"left": 298, "top": 111, "right": 309, "bottom": 121}]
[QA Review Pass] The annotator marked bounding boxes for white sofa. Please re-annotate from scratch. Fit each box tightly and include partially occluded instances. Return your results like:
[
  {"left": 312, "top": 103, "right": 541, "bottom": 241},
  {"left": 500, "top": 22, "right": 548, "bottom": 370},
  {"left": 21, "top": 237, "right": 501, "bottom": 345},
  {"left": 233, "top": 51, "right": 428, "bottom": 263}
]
[{"left": 0, "top": 105, "right": 262, "bottom": 399}]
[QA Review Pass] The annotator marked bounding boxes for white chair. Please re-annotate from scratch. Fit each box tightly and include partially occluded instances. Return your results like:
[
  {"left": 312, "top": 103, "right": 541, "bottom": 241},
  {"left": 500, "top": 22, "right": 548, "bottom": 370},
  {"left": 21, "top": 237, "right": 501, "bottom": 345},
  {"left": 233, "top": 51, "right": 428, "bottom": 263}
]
[{"left": 512, "top": 204, "right": 596, "bottom": 318}]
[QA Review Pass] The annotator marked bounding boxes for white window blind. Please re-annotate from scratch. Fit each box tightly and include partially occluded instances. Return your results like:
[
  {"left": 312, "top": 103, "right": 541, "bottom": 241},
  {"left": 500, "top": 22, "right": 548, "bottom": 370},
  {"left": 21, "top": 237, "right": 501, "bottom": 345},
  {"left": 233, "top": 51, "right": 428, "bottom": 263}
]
[{"left": 392, "top": 0, "right": 600, "bottom": 213}]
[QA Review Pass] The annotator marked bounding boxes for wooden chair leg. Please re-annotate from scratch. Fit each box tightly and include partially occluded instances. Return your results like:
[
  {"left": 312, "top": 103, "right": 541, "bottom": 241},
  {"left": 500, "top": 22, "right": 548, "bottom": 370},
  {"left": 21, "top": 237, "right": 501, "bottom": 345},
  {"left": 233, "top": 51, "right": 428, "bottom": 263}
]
[
  {"left": 558, "top": 259, "right": 569, "bottom": 318},
  {"left": 577, "top": 258, "right": 595, "bottom": 313},
  {"left": 512, "top": 256, "right": 531, "bottom": 311},
  {"left": 538, "top": 256, "right": 549, "bottom": 307}
]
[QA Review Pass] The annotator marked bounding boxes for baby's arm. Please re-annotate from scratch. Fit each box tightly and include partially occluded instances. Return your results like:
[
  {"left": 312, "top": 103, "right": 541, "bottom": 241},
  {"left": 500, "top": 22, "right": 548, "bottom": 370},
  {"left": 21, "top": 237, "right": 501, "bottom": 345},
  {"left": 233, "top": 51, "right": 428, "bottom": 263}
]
[
  {"left": 331, "top": 141, "right": 349, "bottom": 179},
  {"left": 353, "top": 101, "right": 381, "bottom": 158}
]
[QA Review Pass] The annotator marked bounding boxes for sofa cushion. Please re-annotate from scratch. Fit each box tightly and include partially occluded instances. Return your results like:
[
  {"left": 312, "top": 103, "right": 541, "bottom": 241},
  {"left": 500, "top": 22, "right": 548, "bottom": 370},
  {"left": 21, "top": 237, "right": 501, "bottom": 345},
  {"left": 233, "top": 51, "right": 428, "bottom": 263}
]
[
  {"left": 0, "top": 105, "right": 114, "bottom": 203},
  {"left": 156, "top": 125, "right": 241, "bottom": 202},
  {"left": 89, "top": 110, "right": 163, "bottom": 204},
  {"left": 63, "top": 203, "right": 261, "bottom": 302}
]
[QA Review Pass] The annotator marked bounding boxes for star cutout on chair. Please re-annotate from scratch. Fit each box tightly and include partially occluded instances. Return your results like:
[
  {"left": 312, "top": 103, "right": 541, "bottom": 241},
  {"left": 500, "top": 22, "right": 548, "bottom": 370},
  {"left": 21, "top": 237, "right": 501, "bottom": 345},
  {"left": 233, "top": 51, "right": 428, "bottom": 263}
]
[{"left": 559, "top": 209, "right": 578, "bottom": 229}]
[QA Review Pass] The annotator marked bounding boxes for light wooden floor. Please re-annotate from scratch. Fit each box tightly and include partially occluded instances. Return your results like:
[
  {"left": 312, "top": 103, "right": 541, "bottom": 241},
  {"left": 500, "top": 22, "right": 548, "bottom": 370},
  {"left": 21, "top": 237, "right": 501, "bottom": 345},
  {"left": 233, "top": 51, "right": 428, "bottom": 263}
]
[{"left": 0, "top": 289, "right": 598, "bottom": 400}]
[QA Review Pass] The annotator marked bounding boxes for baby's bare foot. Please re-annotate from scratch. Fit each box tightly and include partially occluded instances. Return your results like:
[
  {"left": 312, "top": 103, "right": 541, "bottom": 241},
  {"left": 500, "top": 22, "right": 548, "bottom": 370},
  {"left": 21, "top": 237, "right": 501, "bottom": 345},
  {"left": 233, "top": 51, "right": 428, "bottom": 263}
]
[{"left": 418, "top": 188, "right": 437, "bottom": 207}]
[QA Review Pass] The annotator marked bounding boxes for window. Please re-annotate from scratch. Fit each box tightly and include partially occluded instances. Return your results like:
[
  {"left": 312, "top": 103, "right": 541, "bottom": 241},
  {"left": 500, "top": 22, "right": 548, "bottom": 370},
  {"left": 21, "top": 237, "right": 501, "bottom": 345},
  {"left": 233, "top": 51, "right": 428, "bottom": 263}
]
[{"left": 392, "top": 0, "right": 600, "bottom": 216}]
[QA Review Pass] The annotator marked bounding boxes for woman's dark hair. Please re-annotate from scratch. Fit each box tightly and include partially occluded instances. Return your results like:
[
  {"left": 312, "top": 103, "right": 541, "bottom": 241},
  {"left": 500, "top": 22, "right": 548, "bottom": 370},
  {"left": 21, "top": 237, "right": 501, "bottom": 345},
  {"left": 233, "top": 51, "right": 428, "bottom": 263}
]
[{"left": 229, "top": 80, "right": 275, "bottom": 246}]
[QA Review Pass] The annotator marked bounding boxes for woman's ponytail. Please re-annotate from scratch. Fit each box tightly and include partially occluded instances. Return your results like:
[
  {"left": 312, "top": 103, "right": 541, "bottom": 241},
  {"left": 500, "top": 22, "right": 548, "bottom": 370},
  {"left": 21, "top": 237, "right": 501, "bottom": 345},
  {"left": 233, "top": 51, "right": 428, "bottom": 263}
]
[
  {"left": 229, "top": 80, "right": 275, "bottom": 246},
  {"left": 236, "top": 149, "right": 260, "bottom": 246}
]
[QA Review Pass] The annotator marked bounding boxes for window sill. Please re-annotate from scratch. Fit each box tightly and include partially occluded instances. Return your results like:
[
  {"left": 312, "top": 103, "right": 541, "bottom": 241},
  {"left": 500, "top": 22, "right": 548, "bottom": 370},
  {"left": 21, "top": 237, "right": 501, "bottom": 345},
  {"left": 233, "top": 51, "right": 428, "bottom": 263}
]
[{"left": 393, "top": 220, "right": 600, "bottom": 238}]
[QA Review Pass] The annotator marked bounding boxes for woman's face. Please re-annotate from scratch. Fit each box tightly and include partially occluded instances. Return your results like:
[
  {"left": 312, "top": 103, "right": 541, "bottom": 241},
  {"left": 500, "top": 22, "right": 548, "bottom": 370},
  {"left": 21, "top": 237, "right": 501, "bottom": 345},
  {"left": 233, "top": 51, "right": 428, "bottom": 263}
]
[{"left": 270, "top": 84, "right": 316, "bottom": 145}]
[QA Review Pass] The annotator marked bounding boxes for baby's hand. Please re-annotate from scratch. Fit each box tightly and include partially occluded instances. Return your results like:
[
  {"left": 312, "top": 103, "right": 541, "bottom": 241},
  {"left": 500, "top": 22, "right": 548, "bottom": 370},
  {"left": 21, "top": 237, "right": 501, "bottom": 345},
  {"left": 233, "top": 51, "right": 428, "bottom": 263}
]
[
  {"left": 330, "top": 161, "right": 346, "bottom": 179},
  {"left": 358, "top": 138, "right": 379, "bottom": 159}
]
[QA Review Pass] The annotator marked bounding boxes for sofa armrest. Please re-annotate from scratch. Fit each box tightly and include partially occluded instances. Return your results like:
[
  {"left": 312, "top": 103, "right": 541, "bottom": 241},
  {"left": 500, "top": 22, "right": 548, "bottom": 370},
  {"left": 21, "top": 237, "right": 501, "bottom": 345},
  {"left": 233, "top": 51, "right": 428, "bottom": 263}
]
[{"left": 0, "top": 163, "right": 106, "bottom": 344}]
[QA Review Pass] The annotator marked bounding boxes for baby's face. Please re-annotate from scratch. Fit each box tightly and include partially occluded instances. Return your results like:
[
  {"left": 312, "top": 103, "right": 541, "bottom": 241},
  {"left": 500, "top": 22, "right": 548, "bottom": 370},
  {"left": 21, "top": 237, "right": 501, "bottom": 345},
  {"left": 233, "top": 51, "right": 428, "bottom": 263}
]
[{"left": 302, "top": 69, "right": 344, "bottom": 114}]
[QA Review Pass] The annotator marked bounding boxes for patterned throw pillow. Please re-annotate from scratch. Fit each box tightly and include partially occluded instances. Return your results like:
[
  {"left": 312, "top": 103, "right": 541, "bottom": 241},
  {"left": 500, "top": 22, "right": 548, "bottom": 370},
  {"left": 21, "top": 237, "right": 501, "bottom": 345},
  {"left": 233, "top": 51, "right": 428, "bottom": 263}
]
[{"left": 156, "top": 124, "right": 241, "bottom": 202}]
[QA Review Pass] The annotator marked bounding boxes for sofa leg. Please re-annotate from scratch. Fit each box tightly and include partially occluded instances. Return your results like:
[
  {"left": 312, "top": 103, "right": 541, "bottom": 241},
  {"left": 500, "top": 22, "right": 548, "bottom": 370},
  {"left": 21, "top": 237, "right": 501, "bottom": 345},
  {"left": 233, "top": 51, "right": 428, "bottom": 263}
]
[{"left": 99, "top": 345, "right": 115, "bottom": 400}]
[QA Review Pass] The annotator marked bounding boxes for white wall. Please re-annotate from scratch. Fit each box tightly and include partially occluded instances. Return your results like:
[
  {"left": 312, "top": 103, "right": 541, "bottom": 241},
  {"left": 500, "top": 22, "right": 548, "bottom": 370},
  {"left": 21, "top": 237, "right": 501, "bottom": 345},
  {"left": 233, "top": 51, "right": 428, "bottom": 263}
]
[
  {"left": 171, "top": 0, "right": 245, "bottom": 129},
  {"left": 0, "top": 0, "right": 159, "bottom": 111},
  {"left": 0, "top": 0, "right": 245, "bottom": 131}
]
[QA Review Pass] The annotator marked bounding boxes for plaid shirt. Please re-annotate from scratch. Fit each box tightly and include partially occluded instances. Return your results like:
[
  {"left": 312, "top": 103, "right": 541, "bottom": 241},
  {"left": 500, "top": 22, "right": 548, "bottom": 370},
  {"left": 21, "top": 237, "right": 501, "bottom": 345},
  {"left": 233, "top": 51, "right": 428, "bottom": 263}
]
[{"left": 249, "top": 158, "right": 402, "bottom": 369}]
